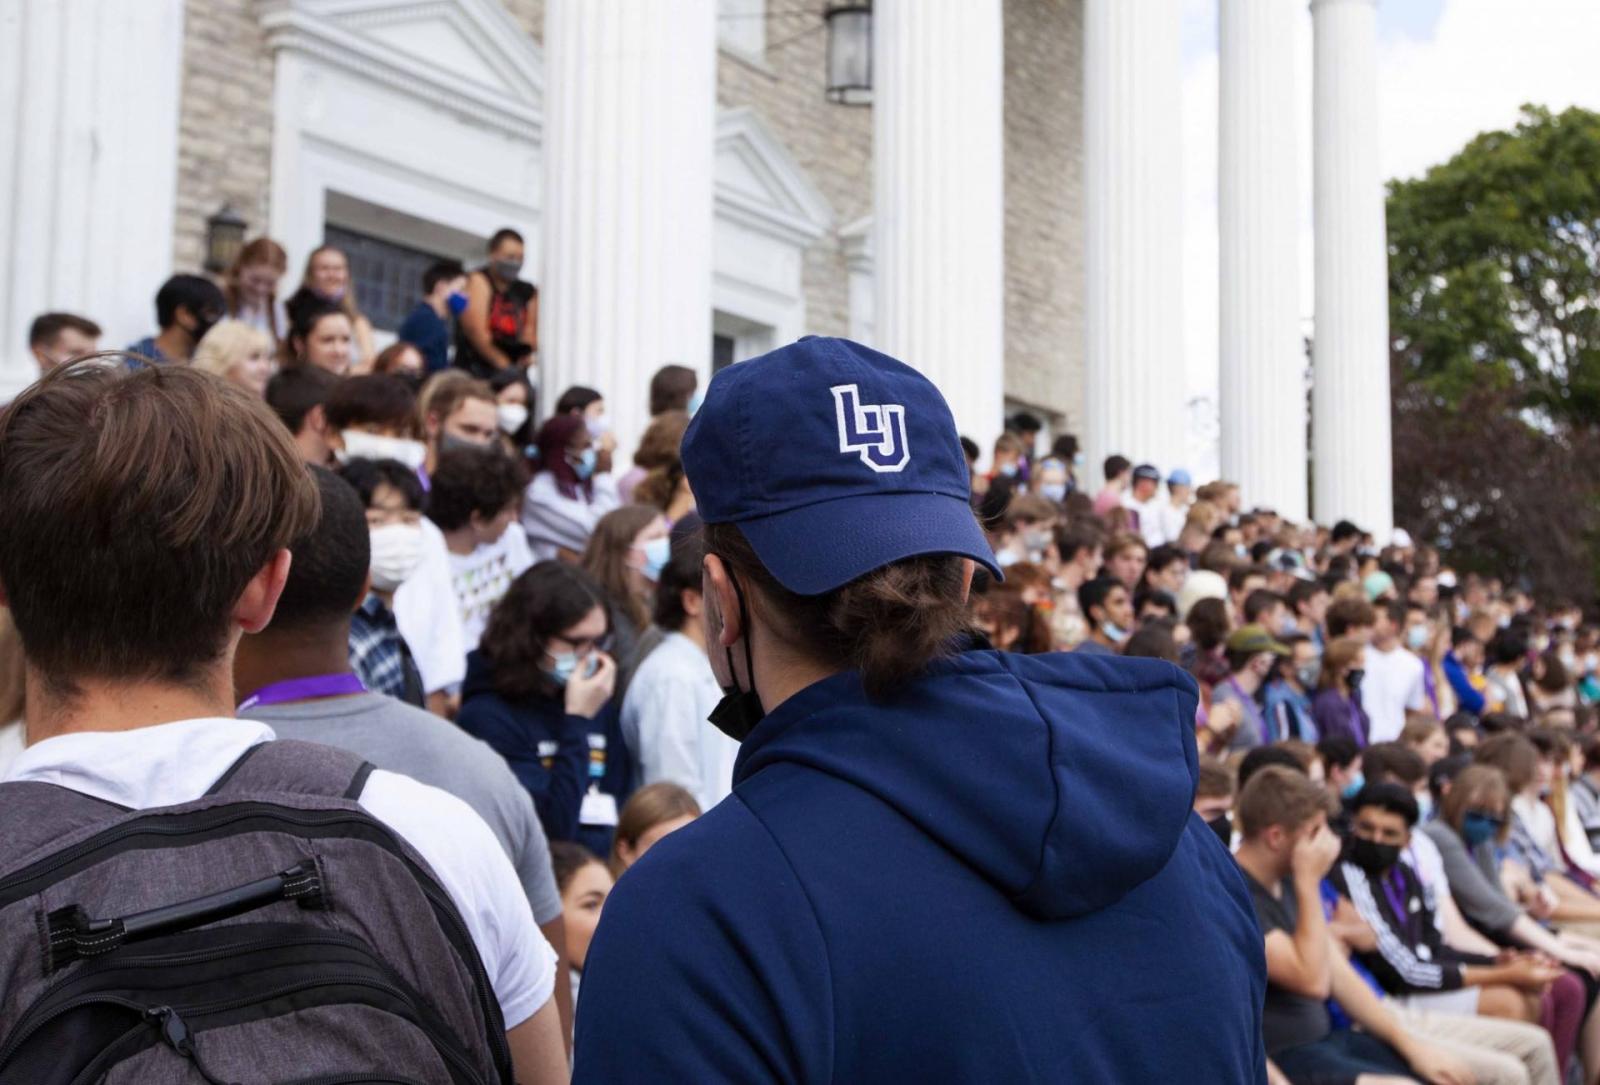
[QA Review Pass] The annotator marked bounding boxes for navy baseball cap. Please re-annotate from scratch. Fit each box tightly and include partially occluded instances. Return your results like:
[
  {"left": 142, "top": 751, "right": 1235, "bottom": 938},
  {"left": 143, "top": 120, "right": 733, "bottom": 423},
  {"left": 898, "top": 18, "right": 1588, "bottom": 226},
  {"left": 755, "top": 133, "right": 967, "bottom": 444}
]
[{"left": 681, "top": 336, "right": 1001, "bottom": 595}]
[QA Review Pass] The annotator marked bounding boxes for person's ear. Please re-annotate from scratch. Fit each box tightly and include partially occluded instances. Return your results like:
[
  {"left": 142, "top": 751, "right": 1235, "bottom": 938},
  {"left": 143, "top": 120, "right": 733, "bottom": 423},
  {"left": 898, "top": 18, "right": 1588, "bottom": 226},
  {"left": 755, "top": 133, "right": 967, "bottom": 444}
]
[
  {"left": 703, "top": 553, "right": 742, "bottom": 649},
  {"left": 235, "top": 549, "right": 293, "bottom": 634},
  {"left": 959, "top": 559, "right": 975, "bottom": 603},
  {"left": 681, "top": 586, "right": 704, "bottom": 620},
  {"left": 353, "top": 570, "right": 372, "bottom": 613}
]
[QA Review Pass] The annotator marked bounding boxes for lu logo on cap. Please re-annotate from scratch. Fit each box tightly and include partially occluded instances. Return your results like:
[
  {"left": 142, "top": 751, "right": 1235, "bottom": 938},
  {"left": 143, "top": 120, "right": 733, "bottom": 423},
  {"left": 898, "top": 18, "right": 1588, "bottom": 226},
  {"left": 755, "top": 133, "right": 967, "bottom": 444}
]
[{"left": 831, "top": 383, "right": 909, "bottom": 473}]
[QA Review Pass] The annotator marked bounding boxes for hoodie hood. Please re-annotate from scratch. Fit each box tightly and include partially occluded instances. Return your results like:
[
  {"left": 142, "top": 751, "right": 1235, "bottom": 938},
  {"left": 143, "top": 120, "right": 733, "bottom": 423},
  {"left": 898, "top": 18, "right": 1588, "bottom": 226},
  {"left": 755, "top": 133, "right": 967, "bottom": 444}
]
[
  {"left": 734, "top": 648, "right": 1200, "bottom": 920},
  {"left": 461, "top": 648, "right": 500, "bottom": 701}
]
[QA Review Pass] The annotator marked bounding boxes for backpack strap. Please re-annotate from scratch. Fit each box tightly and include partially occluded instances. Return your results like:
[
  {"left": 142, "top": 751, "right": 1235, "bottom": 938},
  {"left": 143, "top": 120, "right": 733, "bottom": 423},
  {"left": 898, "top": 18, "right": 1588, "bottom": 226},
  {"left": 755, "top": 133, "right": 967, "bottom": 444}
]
[{"left": 206, "top": 740, "right": 376, "bottom": 803}]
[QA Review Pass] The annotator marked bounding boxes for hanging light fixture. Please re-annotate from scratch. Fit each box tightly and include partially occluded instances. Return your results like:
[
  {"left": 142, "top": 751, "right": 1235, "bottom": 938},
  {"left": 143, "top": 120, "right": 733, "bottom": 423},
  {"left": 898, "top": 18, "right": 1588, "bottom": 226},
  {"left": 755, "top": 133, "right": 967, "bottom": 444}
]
[
  {"left": 204, "top": 204, "right": 248, "bottom": 274},
  {"left": 824, "top": 3, "right": 872, "bottom": 105}
]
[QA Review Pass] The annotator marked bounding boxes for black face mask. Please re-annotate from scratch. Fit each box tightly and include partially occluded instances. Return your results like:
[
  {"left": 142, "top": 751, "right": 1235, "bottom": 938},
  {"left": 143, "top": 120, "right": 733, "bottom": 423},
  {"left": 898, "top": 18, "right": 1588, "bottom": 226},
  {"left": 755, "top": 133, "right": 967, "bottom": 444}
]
[
  {"left": 1346, "top": 668, "right": 1366, "bottom": 692},
  {"left": 1346, "top": 835, "right": 1402, "bottom": 876},
  {"left": 1206, "top": 813, "right": 1232, "bottom": 847},
  {"left": 707, "top": 574, "right": 765, "bottom": 742},
  {"left": 190, "top": 310, "right": 221, "bottom": 346}
]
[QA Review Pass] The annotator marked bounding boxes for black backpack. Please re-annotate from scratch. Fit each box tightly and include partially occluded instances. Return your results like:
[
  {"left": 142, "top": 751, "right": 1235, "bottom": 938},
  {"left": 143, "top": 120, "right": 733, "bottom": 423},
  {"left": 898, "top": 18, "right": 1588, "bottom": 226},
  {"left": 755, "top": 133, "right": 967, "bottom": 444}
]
[{"left": 0, "top": 739, "right": 513, "bottom": 1085}]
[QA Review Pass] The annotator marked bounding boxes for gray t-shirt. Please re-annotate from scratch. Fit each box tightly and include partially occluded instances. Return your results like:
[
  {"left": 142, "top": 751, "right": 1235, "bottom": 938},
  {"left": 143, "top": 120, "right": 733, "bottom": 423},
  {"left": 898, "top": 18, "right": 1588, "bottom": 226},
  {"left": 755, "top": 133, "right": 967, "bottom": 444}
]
[{"left": 245, "top": 692, "right": 562, "bottom": 925}]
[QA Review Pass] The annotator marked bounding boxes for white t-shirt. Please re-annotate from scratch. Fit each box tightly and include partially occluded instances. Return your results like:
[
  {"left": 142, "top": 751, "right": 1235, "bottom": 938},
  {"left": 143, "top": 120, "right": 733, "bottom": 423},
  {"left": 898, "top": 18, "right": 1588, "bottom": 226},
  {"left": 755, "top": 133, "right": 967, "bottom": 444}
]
[
  {"left": 1362, "top": 644, "right": 1427, "bottom": 743},
  {"left": 0, "top": 719, "right": 22, "bottom": 778},
  {"left": 620, "top": 631, "right": 739, "bottom": 810},
  {"left": 2, "top": 718, "right": 554, "bottom": 1028},
  {"left": 448, "top": 523, "right": 535, "bottom": 654},
  {"left": 395, "top": 518, "right": 468, "bottom": 694},
  {"left": 1158, "top": 500, "right": 1189, "bottom": 550},
  {"left": 1123, "top": 492, "right": 1167, "bottom": 547}
]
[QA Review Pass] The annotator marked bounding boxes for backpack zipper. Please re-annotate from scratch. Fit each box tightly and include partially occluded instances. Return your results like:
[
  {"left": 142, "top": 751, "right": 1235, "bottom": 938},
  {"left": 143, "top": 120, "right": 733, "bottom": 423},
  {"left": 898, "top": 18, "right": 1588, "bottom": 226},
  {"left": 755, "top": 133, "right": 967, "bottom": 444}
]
[
  {"left": 0, "top": 940, "right": 487, "bottom": 1085},
  {"left": 0, "top": 804, "right": 510, "bottom": 1081}
]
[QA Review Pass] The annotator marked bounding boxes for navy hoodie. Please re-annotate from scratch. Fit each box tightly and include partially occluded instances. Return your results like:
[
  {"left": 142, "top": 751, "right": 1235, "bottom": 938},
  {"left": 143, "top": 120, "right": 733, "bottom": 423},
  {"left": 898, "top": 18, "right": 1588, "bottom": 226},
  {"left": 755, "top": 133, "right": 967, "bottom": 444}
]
[
  {"left": 456, "top": 648, "right": 630, "bottom": 856},
  {"left": 573, "top": 648, "right": 1266, "bottom": 1083}
]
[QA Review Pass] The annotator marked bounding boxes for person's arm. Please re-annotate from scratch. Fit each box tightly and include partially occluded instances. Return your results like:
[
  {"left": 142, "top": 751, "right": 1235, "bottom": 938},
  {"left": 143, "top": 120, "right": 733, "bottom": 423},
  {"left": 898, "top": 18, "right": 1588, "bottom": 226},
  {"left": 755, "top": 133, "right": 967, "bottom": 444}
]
[
  {"left": 520, "top": 289, "right": 538, "bottom": 358},
  {"left": 1506, "top": 913, "right": 1600, "bottom": 975},
  {"left": 1262, "top": 824, "right": 1340, "bottom": 998},
  {"left": 537, "top": 916, "right": 574, "bottom": 1058},
  {"left": 506, "top": 998, "right": 567, "bottom": 1085},
  {"left": 1328, "top": 952, "right": 1477, "bottom": 1085},
  {"left": 461, "top": 273, "right": 514, "bottom": 371},
  {"left": 1444, "top": 656, "right": 1486, "bottom": 714},
  {"left": 1438, "top": 887, "right": 1504, "bottom": 956},
  {"left": 1336, "top": 867, "right": 1456, "bottom": 991}
]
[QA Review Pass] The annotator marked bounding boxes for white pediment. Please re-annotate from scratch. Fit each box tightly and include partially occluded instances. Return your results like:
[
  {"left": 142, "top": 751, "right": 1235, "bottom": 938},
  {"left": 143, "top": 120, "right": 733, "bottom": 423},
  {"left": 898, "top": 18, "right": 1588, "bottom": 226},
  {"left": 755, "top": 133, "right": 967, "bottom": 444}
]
[
  {"left": 259, "top": 0, "right": 543, "bottom": 139},
  {"left": 716, "top": 107, "right": 835, "bottom": 245}
]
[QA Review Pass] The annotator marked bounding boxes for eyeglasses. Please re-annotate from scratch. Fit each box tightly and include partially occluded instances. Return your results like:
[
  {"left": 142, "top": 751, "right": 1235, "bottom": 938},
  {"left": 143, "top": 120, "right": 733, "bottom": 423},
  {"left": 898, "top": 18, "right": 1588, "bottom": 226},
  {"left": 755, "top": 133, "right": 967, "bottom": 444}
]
[{"left": 547, "top": 632, "right": 614, "bottom": 658}]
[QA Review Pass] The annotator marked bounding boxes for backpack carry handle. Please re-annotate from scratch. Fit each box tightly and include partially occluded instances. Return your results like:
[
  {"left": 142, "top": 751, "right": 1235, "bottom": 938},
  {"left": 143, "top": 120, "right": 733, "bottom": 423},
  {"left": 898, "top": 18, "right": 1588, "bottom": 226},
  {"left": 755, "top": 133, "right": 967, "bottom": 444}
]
[{"left": 45, "top": 858, "right": 327, "bottom": 971}]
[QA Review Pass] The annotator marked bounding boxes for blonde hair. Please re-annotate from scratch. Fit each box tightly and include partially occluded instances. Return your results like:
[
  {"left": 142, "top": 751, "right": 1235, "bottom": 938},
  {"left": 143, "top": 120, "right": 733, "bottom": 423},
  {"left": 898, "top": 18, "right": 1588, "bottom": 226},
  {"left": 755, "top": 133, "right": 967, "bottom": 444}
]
[{"left": 191, "top": 320, "right": 272, "bottom": 381}]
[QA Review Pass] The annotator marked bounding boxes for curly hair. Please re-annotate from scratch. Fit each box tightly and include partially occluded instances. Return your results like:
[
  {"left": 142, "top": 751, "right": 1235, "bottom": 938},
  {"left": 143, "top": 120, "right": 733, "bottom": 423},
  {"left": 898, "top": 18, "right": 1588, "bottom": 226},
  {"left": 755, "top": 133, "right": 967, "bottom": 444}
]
[
  {"left": 426, "top": 446, "right": 526, "bottom": 532},
  {"left": 480, "top": 561, "right": 609, "bottom": 701}
]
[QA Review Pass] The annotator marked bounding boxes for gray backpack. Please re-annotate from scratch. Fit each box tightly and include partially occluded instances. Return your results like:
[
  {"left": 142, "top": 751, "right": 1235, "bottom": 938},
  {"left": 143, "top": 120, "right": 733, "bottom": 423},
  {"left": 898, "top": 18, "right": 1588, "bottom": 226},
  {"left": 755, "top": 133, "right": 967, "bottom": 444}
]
[{"left": 0, "top": 739, "right": 512, "bottom": 1085}]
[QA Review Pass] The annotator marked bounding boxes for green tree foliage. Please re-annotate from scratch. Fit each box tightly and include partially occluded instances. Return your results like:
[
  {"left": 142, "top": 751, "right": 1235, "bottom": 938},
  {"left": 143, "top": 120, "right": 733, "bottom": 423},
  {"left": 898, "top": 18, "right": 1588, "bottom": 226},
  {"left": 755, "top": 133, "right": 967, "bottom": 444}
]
[{"left": 1388, "top": 106, "right": 1600, "bottom": 604}]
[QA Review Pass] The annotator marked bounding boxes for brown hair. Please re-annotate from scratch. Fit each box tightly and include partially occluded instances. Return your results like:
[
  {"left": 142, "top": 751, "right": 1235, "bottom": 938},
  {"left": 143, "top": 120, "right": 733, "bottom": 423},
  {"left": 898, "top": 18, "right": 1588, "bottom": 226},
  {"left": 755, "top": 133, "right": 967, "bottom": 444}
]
[
  {"left": 1400, "top": 717, "right": 1444, "bottom": 749},
  {"left": 610, "top": 782, "right": 701, "bottom": 877},
  {"left": 1005, "top": 495, "right": 1058, "bottom": 530},
  {"left": 1441, "top": 764, "right": 1511, "bottom": 841},
  {"left": 1105, "top": 531, "right": 1148, "bottom": 561},
  {"left": 1318, "top": 636, "right": 1366, "bottom": 690},
  {"left": 704, "top": 522, "right": 971, "bottom": 701},
  {"left": 1474, "top": 733, "right": 1540, "bottom": 794},
  {"left": 1326, "top": 596, "right": 1377, "bottom": 639},
  {"left": 0, "top": 360, "right": 318, "bottom": 694},
  {"left": 632, "top": 409, "right": 690, "bottom": 471},
  {"left": 224, "top": 237, "right": 289, "bottom": 339},
  {"left": 580, "top": 505, "right": 662, "bottom": 633},
  {"left": 1276, "top": 739, "right": 1317, "bottom": 773},
  {"left": 992, "top": 432, "right": 1024, "bottom": 457},
  {"left": 370, "top": 341, "right": 423, "bottom": 377},
  {"left": 419, "top": 370, "right": 495, "bottom": 435},
  {"left": 648, "top": 365, "right": 697, "bottom": 416},
  {"left": 1196, "top": 757, "right": 1234, "bottom": 800},
  {"left": 298, "top": 245, "right": 366, "bottom": 324},
  {"left": 1235, "top": 765, "right": 1335, "bottom": 840}
]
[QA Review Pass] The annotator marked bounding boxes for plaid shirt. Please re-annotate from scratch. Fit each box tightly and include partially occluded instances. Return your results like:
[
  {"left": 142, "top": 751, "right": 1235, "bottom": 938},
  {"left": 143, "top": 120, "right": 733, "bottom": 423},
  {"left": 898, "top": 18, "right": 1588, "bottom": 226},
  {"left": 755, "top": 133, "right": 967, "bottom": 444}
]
[{"left": 348, "top": 594, "right": 425, "bottom": 707}]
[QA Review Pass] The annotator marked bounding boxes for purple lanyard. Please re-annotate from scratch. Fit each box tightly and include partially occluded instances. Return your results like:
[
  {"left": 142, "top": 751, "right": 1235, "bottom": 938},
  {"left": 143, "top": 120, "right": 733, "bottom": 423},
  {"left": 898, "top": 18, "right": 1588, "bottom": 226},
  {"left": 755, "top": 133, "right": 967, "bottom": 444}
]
[
  {"left": 1227, "top": 677, "right": 1264, "bottom": 735},
  {"left": 237, "top": 673, "right": 366, "bottom": 712},
  {"left": 1381, "top": 868, "right": 1412, "bottom": 933}
]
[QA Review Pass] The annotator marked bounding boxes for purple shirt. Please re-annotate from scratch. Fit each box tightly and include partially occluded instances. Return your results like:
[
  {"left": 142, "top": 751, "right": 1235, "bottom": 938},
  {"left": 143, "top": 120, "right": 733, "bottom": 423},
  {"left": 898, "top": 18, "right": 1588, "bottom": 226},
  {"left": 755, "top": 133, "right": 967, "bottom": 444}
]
[{"left": 1312, "top": 687, "right": 1370, "bottom": 747}]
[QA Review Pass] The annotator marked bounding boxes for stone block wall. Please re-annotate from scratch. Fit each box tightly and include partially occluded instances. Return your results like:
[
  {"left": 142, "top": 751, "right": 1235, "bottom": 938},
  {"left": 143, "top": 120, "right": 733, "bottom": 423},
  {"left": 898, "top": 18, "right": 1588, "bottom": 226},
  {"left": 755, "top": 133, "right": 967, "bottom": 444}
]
[{"left": 172, "top": 0, "right": 275, "bottom": 273}]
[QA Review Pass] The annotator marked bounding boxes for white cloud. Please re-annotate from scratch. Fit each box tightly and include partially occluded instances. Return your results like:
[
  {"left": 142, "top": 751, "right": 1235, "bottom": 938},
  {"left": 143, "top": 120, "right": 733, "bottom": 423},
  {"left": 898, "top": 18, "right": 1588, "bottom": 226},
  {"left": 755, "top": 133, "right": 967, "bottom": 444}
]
[{"left": 1179, "top": 0, "right": 1600, "bottom": 480}]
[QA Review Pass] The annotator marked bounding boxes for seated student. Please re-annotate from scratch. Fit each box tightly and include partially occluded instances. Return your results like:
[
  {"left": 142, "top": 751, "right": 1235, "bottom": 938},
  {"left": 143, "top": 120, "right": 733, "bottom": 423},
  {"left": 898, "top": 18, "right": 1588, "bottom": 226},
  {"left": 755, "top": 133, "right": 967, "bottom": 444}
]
[
  {"left": 1571, "top": 735, "right": 1600, "bottom": 854},
  {"left": 28, "top": 311, "right": 101, "bottom": 375},
  {"left": 420, "top": 371, "right": 501, "bottom": 479},
  {"left": 458, "top": 562, "right": 630, "bottom": 856},
  {"left": 337, "top": 458, "right": 429, "bottom": 707},
  {"left": 608, "top": 782, "right": 701, "bottom": 878},
  {"left": 1404, "top": 717, "right": 1454, "bottom": 770},
  {"left": 234, "top": 465, "right": 575, "bottom": 1044},
  {"left": 1103, "top": 531, "right": 1150, "bottom": 592},
  {"left": 993, "top": 494, "right": 1059, "bottom": 570},
  {"left": 1232, "top": 767, "right": 1476, "bottom": 1084},
  {"left": 1193, "top": 757, "right": 1236, "bottom": 846},
  {"left": 1263, "top": 634, "right": 1319, "bottom": 744},
  {"left": 0, "top": 361, "right": 564, "bottom": 1082},
  {"left": 127, "top": 273, "right": 225, "bottom": 366},
  {"left": 622, "top": 531, "right": 739, "bottom": 810},
  {"left": 1211, "top": 625, "right": 1293, "bottom": 751},
  {"left": 581, "top": 505, "right": 670, "bottom": 668},
  {"left": 551, "top": 842, "right": 613, "bottom": 1011},
  {"left": 427, "top": 445, "right": 533, "bottom": 652},
  {"left": 266, "top": 364, "right": 338, "bottom": 466},
  {"left": 1075, "top": 575, "right": 1133, "bottom": 655},
  {"left": 523, "top": 414, "right": 621, "bottom": 562},
  {"left": 1313, "top": 636, "right": 1372, "bottom": 747},
  {"left": 1331, "top": 784, "right": 1562, "bottom": 1082},
  {"left": 1316, "top": 735, "right": 1366, "bottom": 819}
]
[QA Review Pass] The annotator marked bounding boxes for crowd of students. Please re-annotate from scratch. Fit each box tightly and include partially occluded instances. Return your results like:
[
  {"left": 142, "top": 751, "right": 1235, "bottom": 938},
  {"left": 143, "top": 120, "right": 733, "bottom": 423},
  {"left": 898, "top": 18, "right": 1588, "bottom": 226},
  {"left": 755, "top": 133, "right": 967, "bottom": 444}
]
[{"left": 8, "top": 233, "right": 1600, "bottom": 1083}]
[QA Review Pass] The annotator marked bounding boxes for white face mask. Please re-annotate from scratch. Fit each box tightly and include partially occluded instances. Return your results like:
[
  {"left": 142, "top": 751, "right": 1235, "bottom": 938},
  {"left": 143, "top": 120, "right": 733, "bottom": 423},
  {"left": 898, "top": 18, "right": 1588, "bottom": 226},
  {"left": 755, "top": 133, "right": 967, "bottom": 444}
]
[
  {"left": 497, "top": 403, "right": 529, "bottom": 434},
  {"left": 340, "top": 430, "right": 426, "bottom": 471},
  {"left": 368, "top": 522, "right": 424, "bottom": 593}
]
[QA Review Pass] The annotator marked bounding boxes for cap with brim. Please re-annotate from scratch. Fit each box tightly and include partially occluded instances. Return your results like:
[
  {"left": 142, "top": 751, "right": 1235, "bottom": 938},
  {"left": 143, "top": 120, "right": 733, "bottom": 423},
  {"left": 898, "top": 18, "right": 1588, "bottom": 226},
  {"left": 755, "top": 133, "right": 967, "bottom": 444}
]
[
  {"left": 736, "top": 489, "right": 1001, "bottom": 596},
  {"left": 1226, "top": 625, "right": 1291, "bottom": 656}
]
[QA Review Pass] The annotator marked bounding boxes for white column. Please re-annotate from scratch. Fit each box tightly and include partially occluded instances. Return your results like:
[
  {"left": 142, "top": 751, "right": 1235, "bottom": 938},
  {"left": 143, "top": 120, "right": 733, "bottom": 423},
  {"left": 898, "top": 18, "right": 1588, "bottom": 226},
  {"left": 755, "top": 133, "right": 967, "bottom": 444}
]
[
  {"left": 1219, "top": 0, "right": 1307, "bottom": 520},
  {"left": 1311, "top": 0, "right": 1393, "bottom": 536},
  {"left": 540, "top": 0, "right": 716, "bottom": 464},
  {"left": 873, "top": 0, "right": 1005, "bottom": 461},
  {"left": 1083, "top": 0, "right": 1186, "bottom": 481},
  {"left": 0, "top": 0, "right": 184, "bottom": 401}
]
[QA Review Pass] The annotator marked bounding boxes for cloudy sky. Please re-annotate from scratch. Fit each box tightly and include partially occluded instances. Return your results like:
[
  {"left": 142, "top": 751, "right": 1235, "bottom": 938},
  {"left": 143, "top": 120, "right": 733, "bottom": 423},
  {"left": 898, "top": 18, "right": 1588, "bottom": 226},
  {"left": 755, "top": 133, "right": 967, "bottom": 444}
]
[{"left": 1176, "top": 0, "right": 1600, "bottom": 476}]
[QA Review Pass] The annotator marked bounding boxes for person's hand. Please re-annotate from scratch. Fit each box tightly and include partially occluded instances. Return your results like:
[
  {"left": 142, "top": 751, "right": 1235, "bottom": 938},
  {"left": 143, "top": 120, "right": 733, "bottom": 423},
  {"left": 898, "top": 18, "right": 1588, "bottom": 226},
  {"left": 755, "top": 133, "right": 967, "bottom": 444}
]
[
  {"left": 1205, "top": 700, "right": 1243, "bottom": 740},
  {"left": 1500, "top": 954, "right": 1563, "bottom": 990},
  {"left": 1527, "top": 884, "right": 1558, "bottom": 921},
  {"left": 1330, "top": 899, "right": 1378, "bottom": 953},
  {"left": 564, "top": 651, "right": 616, "bottom": 719},
  {"left": 1555, "top": 940, "right": 1600, "bottom": 978},
  {"left": 1402, "top": 1039, "right": 1477, "bottom": 1085},
  {"left": 599, "top": 429, "right": 617, "bottom": 455},
  {"left": 1291, "top": 822, "right": 1341, "bottom": 886}
]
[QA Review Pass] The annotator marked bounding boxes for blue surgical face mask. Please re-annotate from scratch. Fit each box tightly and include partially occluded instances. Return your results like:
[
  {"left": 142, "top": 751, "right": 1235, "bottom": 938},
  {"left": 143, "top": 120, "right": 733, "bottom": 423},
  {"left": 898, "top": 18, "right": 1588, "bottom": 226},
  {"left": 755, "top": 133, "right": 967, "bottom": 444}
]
[
  {"left": 571, "top": 447, "right": 597, "bottom": 480},
  {"left": 1406, "top": 625, "right": 1430, "bottom": 652},
  {"left": 998, "top": 462, "right": 1018, "bottom": 478},
  {"left": 1072, "top": 452, "right": 1086, "bottom": 470},
  {"left": 688, "top": 389, "right": 705, "bottom": 416},
  {"left": 546, "top": 651, "right": 579, "bottom": 687},
  {"left": 1415, "top": 791, "right": 1435, "bottom": 822},
  {"left": 1340, "top": 771, "right": 1365, "bottom": 800},
  {"left": 1462, "top": 811, "right": 1502, "bottom": 848},
  {"left": 1040, "top": 483, "right": 1067, "bottom": 503},
  {"left": 639, "top": 535, "right": 670, "bottom": 582},
  {"left": 1103, "top": 621, "right": 1129, "bottom": 645},
  {"left": 446, "top": 291, "right": 469, "bottom": 316}
]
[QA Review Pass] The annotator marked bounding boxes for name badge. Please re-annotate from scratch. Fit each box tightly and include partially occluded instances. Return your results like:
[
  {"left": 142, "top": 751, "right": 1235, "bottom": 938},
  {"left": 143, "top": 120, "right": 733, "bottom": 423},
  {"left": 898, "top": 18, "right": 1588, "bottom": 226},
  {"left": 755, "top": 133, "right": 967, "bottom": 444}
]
[{"left": 580, "top": 787, "right": 619, "bottom": 827}]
